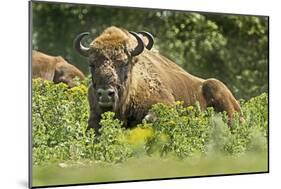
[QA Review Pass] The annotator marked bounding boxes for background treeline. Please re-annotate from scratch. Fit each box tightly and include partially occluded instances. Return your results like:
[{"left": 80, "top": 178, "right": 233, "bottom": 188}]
[{"left": 32, "top": 2, "right": 268, "bottom": 99}]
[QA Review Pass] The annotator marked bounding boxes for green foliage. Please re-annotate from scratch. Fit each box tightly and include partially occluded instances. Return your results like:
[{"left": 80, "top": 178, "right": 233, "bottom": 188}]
[
  {"left": 160, "top": 13, "right": 268, "bottom": 99},
  {"left": 32, "top": 2, "right": 268, "bottom": 99},
  {"left": 144, "top": 102, "right": 211, "bottom": 158},
  {"left": 206, "top": 93, "right": 268, "bottom": 155},
  {"left": 32, "top": 79, "right": 268, "bottom": 166},
  {"left": 32, "top": 79, "right": 92, "bottom": 165},
  {"left": 228, "top": 93, "right": 268, "bottom": 154},
  {"left": 93, "top": 112, "right": 133, "bottom": 163},
  {"left": 32, "top": 79, "right": 131, "bottom": 165},
  {"left": 143, "top": 94, "right": 268, "bottom": 158}
]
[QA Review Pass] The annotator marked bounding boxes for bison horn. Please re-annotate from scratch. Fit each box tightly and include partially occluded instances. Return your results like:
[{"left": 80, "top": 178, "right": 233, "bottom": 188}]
[
  {"left": 138, "top": 31, "right": 154, "bottom": 50},
  {"left": 73, "top": 32, "right": 91, "bottom": 57},
  {"left": 129, "top": 31, "right": 145, "bottom": 56}
]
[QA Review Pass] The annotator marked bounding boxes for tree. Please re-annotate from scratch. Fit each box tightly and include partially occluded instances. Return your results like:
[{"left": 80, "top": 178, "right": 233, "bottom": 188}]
[{"left": 32, "top": 2, "right": 268, "bottom": 99}]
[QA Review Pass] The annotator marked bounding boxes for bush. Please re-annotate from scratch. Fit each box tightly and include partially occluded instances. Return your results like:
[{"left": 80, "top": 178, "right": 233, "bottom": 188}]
[
  {"left": 32, "top": 79, "right": 268, "bottom": 165},
  {"left": 143, "top": 94, "right": 268, "bottom": 158},
  {"left": 32, "top": 79, "right": 92, "bottom": 165},
  {"left": 144, "top": 102, "right": 211, "bottom": 158},
  {"left": 93, "top": 112, "right": 133, "bottom": 163},
  {"left": 32, "top": 79, "right": 132, "bottom": 165}
]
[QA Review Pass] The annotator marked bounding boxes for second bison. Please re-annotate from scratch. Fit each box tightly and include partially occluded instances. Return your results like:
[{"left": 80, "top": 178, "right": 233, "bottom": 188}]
[{"left": 32, "top": 50, "right": 85, "bottom": 87}]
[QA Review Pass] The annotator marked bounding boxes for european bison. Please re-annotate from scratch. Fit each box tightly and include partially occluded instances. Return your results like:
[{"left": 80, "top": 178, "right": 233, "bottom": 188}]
[
  {"left": 74, "top": 26, "right": 241, "bottom": 135},
  {"left": 32, "top": 50, "right": 85, "bottom": 87}
]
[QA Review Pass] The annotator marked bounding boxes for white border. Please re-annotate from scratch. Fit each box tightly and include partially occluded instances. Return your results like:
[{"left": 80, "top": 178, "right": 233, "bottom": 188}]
[{"left": 0, "top": 0, "right": 280, "bottom": 189}]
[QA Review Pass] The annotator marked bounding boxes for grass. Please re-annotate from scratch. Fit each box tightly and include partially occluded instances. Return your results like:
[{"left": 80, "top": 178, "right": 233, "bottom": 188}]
[{"left": 33, "top": 152, "right": 268, "bottom": 187}]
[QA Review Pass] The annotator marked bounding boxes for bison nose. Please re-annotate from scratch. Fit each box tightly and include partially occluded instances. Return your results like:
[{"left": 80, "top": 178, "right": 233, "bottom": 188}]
[{"left": 97, "top": 88, "right": 115, "bottom": 101}]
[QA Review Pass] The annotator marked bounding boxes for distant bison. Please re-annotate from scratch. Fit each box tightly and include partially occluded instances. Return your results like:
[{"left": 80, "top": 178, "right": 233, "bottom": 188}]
[
  {"left": 32, "top": 50, "right": 85, "bottom": 87},
  {"left": 74, "top": 26, "right": 241, "bottom": 135}
]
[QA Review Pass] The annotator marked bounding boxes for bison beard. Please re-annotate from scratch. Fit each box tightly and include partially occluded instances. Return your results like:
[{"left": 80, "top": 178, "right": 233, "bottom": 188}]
[{"left": 74, "top": 26, "right": 242, "bottom": 137}]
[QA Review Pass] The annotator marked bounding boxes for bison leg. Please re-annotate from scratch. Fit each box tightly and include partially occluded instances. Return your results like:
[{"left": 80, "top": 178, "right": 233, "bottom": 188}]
[
  {"left": 87, "top": 85, "right": 102, "bottom": 137},
  {"left": 202, "top": 78, "right": 242, "bottom": 122},
  {"left": 87, "top": 112, "right": 101, "bottom": 137}
]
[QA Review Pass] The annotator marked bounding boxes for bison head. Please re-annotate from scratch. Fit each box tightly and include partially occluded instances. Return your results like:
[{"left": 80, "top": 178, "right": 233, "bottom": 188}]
[
  {"left": 74, "top": 27, "right": 146, "bottom": 111},
  {"left": 53, "top": 60, "right": 85, "bottom": 87}
]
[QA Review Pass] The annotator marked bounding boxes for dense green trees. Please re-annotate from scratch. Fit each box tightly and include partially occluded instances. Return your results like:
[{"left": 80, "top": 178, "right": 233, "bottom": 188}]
[{"left": 32, "top": 2, "right": 268, "bottom": 99}]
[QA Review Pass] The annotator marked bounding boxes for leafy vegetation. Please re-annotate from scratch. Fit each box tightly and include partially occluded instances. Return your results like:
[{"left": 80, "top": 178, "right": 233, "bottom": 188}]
[
  {"left": 32, "top": 79, "right": 268, "bottom": 167},
  {"left": 32, "top": 2, "right": 268, "bottom": 99}
]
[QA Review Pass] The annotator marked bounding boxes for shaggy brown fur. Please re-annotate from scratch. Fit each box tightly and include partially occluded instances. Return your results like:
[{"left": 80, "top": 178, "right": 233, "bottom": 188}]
[
  {"left": 76, "top": 26, "right": 241, "bottom": 134},
  {"left": 32, "top": 50, "right": 85, "bottom": 87}
]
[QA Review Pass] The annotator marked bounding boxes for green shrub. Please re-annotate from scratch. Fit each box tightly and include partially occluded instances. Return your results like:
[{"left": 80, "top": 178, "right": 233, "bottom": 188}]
[
  {"left": 225, "top": 93, "right": 268, "bottom": 154},
  {"left": 32, "top": 79, "right": 268, "bottom": 165},
  {"left": 93, "top": 112, "right": 133, "bottom": 163},
  {"left": 32, "top": 79, "right": 93, "bottom": 165},
  {"left": 32, "top": 79, "right": 132, "bottom": 165},
  {"left": 143, "top": 94, "right": 268, "bottom": 158},
  {"left": 144, "top": 102, "right": 211, "bottom": 158}
]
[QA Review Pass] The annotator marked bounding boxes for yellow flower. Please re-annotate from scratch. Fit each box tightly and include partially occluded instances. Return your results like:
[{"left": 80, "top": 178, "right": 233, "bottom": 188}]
[
  {"left": 68, "top": 85, "right": 87, "bottom": 94},
  {"left": 126, "top": 127, "right": 153, "bottom": 145}
]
